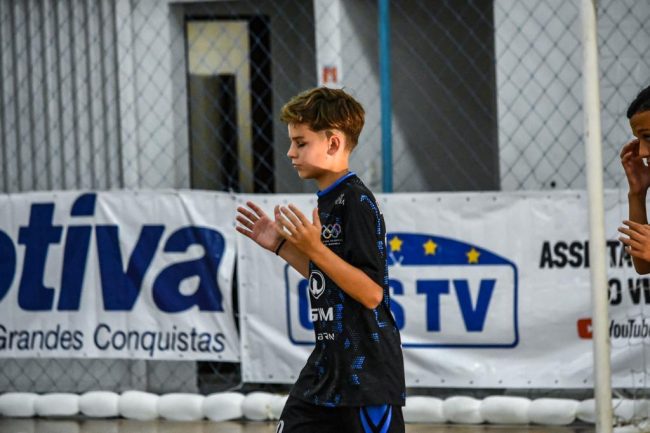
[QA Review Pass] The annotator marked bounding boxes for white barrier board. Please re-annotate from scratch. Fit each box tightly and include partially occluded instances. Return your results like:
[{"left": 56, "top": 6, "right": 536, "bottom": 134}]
[
  {"left": 238, "top": 190, "right": 647, "bottom": 387},
  {"left": 0, "top": 190, "right": 239, "bottom": 361}
]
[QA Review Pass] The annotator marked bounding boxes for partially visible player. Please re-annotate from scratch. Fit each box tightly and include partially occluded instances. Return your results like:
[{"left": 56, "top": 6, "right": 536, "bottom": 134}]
[
  {"left": 236, "top": 87, "right": 405, "bottom": 433},
  {"left": 619, "top": 85, "right": 650, "bottom": 273}
]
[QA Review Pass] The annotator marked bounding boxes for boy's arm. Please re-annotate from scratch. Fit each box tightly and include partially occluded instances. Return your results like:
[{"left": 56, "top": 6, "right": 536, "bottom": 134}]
[
  {"left": 307, "top": 244, "right": 383, "bottom": 309},
  {"left": 236, "top": 201, "right": 309, "bottom": 277},
  {"left": 620, "top": 140, "right": 650, "bottom": 273},
  {"left": 627, "top": 193, "right": 650, "bottom": 273},
  {"left": 276, "top": 205, "right": 383, "bottom": 309},
  {"left": 277, "top": 241, "right": 310, "bottom": 278}
]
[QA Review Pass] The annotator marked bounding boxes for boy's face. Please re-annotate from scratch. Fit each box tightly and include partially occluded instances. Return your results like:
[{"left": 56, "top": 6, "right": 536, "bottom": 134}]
[
  {"left": 286, "top": 123, "right": 333, "bottom": 179},
  {"left": 630, "top": 110, "right": 650, "bottom": 157}
]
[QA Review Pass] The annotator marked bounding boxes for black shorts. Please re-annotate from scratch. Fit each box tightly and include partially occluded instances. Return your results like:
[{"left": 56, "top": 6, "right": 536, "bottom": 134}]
[{"left": 276, "top": 395, "right": 405, "bottom": 433}]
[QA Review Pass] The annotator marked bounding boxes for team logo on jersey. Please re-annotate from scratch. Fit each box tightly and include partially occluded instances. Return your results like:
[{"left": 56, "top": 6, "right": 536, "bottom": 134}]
[
  {"left": 309, "top": 270, "right": 326, "bottom": 299},
  {"left": 322, "top": 223, "right": 341, "bottom": 240},
  {"left": 335, "top": 193, "right": 345, "bottom": 206}
]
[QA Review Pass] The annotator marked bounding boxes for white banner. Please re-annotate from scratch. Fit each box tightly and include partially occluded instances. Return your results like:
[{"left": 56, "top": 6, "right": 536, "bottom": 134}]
[
  {"left": 0, "top": 190, "right": 239, "bottom": 361},
  {"left": 238, "top": 190, "right": 648, "bottom": 388}
]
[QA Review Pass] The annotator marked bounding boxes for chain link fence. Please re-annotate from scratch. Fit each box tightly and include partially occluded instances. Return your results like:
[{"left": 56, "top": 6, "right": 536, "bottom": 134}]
[
  {"left": 1, "top": 0, "right": 649, "bottom": 417},
  {"left": 1, "top": 0, "right": 647, "bottom": 195}
]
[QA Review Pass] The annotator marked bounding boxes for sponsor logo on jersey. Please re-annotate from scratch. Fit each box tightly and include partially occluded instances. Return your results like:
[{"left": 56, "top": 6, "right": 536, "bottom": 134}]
[
  {"left": 322, "top": 223, "right": 341, "bottom": 238},
  {"left": 322, "top": 223, "right": 343, "bottom": 247},
  {"left": 309, "top": 270, "right": 326, "bottom": 300}
]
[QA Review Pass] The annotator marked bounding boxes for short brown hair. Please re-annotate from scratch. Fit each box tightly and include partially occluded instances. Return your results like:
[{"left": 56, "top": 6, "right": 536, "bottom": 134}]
[{"left": 280, "top": 87, "right": 365, "bottom": 151}]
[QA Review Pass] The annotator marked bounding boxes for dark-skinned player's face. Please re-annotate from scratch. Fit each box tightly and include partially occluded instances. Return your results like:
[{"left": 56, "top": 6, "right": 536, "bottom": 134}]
[{"left": 630, "top": 110, "right": 650, "bottom": 157}]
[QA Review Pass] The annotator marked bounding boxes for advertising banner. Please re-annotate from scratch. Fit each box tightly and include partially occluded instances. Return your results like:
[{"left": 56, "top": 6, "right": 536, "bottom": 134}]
[
  {"left": 0, "top": 190, "right": 239, "bottom": 361},
  {"left": 238, "top": 190, "right": 647, "bottom": 388}
]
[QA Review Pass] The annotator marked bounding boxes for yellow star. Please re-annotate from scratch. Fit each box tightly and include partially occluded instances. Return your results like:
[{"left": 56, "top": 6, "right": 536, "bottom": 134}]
[
  {"left": 423, "top": 239, "right": 437, "bottom": 255},
  {"left": 467, "top": 247, "right": 480, "bottom": 264},
  {"left": 389, "top": 236, "right": 403, "bottom": 252}
]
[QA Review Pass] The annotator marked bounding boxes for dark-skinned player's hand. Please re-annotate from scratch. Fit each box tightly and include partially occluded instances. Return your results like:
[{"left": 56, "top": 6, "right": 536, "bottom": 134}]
[
  {"left": 621, "top": 139, "right": 650, "bottom": 195},
  {"left": 619, "top": 219, "right": 650, "bottom": 262}
]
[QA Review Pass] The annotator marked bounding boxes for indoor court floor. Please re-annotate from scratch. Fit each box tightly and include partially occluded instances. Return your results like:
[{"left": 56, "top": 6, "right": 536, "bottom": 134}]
[{"left": 0, "top": 419, "right": 597, "bottom": 433}]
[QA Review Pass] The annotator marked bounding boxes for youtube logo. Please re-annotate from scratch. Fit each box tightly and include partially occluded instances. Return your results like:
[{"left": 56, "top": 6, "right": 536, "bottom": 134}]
[{"left": 577, "top": 318, "right": 593, "bottom": 339}]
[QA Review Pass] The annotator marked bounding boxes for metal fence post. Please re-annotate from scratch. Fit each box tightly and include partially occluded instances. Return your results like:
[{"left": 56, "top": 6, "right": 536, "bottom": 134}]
[{"left": 379, "top": 0, "right": 392, "bottom": 193}]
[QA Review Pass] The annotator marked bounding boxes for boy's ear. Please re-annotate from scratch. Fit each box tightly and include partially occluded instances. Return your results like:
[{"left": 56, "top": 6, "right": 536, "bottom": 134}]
[{"left": 327, "top": 132, "right": 346, "bottom": 155}]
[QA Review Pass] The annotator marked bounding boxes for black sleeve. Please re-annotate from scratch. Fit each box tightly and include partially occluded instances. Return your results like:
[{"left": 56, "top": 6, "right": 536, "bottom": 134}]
[{"left": 342, "top": 192, "right": 385, "bottom": 286}]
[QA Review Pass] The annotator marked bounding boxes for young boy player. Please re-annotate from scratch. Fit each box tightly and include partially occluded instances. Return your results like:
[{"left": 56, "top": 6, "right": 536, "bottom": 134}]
[{"left": 236, "top": 87, "right": 405, "bottom": 433}]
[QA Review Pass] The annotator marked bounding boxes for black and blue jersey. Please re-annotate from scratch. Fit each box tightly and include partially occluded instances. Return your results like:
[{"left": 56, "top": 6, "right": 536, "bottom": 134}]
[{"left": 290, "top": 173, "right": 406, "bottom": 407}]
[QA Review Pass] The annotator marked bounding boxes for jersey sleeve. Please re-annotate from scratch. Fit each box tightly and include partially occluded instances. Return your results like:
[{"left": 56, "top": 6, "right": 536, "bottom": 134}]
[{"left": 342, "top": 192, "right": 385, "bottom": 285}]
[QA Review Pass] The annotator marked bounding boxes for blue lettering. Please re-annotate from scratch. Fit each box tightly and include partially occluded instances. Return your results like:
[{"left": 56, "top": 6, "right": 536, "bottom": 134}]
[
  {"left": 59, "top": 193, "right": 97, "bottom": 311},
  {"left": 454, "top": 279, "right": 495, "bottom": 332},
  {"left": 388, "top": 279, "right": 405, "bottom": 330},
  {"left": 70, "top": 193, "right": 96, "bottom": 217},
  {"left": 416, "top": 280, "right": 449, "bottom": 331},
  {"left": 59, "top": 193, "right": 96, "bottom": 309},
  {"left": 96, "top": 225, "right": 164, "bottom": 310},
  {"left": 18, "top": 204, "right": 63, "bottom": 310},
  {"left": 298, "top": 279, "right": 313, "bottom": 330},
  {"left": 0, "top": 231, "right": 16, "bottom": 303},
  {"left": 2, "top": 194, "right": 233, "bottom": 314},
  {"left": 152, "top": 227, "right": 224, "bottom": 312},
  {"left": 58, "top": 226, "right": 92, "bottom": 310}
]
